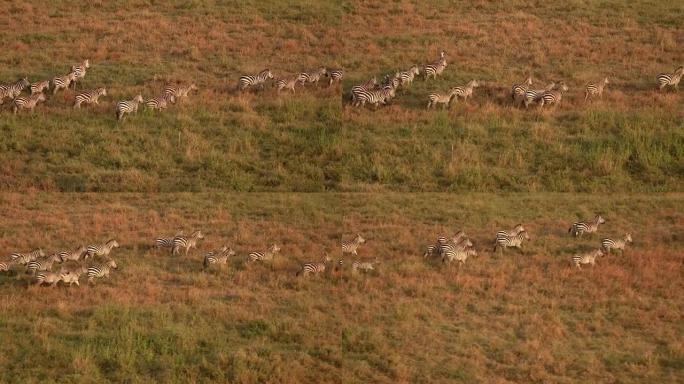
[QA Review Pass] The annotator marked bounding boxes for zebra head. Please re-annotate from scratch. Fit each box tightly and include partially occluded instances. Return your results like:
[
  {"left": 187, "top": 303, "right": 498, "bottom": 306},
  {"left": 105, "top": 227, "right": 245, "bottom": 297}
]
[
  {"left": 596, "top": 215, "right": 606, "bottom": 225},
  {"left": 603, "top": 77, "right": 610, "bottom": 85},
  {"left": 36, "top": 93, "right": 46, "bottom": 103},
  {"left": 525, "top": 76, "right": 533, "bottom": 85},
  {"left": 226, "top": 248, "right": 236, "bottom": 257},
  {"left": 19, "top": 78, "right": 30, "bottom": 88},
  {"left": 192, "top": 230, "right": 204, "bottom": 240},
  {"left": 106, "top": 259, "right": 118, "bottom": 269},
  {"left": 134, "top": 95, "right": 144, "bottom": 104},
  {"left": 468, "top": 79, "right": 480, "bottom": 89},
  {"left": 676, "top": 66, "right": 684, "bottom": 75},
  {"left": 107, "top": 239, "right": 119, "bottom": 249},
  {"left": 354, "top": 234, "right": 366, "bottom": 244},
  {"left": 439, "top": 50, "right": 446, "bottom": 59},
  {"left": 625, "top": 233, "right": 633, "bottom": 243},
  {"left": 520, "top": 231, "right": 530, "bottom": 241},
  {"left": 269, "top": 244, "right": 281, "bottom": 253},
  {"left": 98, "top": 88, "right": 107, "bottom": 97},
  {"left": 545, "top": 82, "right": 556, "bottom": 91},
  {"left": 411, "top": 65, "right": 420, "bottom": 75},
  {"left": 83, "top": 59, "right": 90, "bottom": 69},
  {"left": 262, "top": 69, "right": 273, "bottom": 79}
]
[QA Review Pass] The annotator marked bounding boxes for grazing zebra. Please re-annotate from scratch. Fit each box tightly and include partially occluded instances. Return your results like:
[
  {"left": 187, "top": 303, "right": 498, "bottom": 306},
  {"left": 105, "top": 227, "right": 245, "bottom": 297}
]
[
  {"left": 275, "top": 75, "right": 301, "bottom": 93},
  {"left": 34, "top": 271, "right": 65, "bottom": 287},
  {"left": 656, "top": 66, "right": 684, "bottom": 91},
  {"left": 342, "top": 234, "right": 366, "bottom": 256},
  {"left": 296, "top": 256, "right": 331, "bottom": 277},
  {"left": 203, "top": 246, "right": 236, "bottom": 269},
  {"left": 601, "top": 234, "right": 633, "bottom": 254},
  {"left": 70, "top": 59, "right": 90, "bottom": 89},
  {"left": 585, "top": 77, "right": 609, "bottom": 101},
  {"left": 300, "top": 67, "right": 327, "bottom": 86},
  {"left": 325, "top": 69, "right": 344, "bottom": 86},
  {"left": 521, "top": 82, "right": 556, "bottom": 108},
  {"left": 572, "top": 249, "right": 603, "bottom": 269},
  {"left": 116, "top": 95, "right": 144, "bottom": 121},
  {"left": 496, "top": 224, "right": 525, "bottom": 240},
  {"left": 26, "top": 253, "right": 63, "bottom": 275},
  {"left": 239, "top": 69, "right": 273, "bottom": 91},
  {"left": 443, "top": 248, "right": 477, "bottom": 265},
  {"left": 73, "top": 88, "right": 106, "bottom": 108},
  {"left": 58, "top": 245, "right": 87, "bottom": 262},
  {"left": 350, "top": 77, "right": 377, "bottom": 103},
  {"left": 493, "top": 231, "right": 530, "bottom": 254},
  {"left": 537, "top": 82, "right": 569, "bottom": 109},
  {"left": 145, "top": 93, "right": 175, "bottom": 110},
  {"left": 172, "top": 230, "right": 204, "bottom": 256},
  {"left": 87, "top": 259, "right": 118, "bottom": 283},
  {"left": 569, "top": 215, "right": 606, "bottom": 237},
  {"left": 164, "top": 83, "right": 198, "bottom": 103},
  {"left": 11, "top": 249, "right": 45, "bottom": 265},
  {"left": 398, "top": 66, "right": 420, "bottom": 86},
  {"left": 85, "top": 239, "right": 119, "bottom": 259},
  {"left": 13, "top": 93, "right": 46, "bottom": 114},
  {"left": 52, "top": 72, "right": 77, "bottom": 95},
  {"left": 249, "top": 244, "right": 281, "bottom": 262},
  {"left": 427, "top": 87, "right": 458, "bottom": 109},
  {"left": 353, "top": 86, "right": 395, "bottom": 108},
  {"left": 511, "top": 76, "right": 533, "bottom": 102},
  {"left": 424, "top": 56, "right": 447, "bottom": 80},
  {"left": 30, "top": 80, "right": 50, "bottom": 95},
  {"left": 452, "top": 80, "right": 480, "bottom": 103},
  {"left": 0, "top": 78, "right": 30, "bottom": 104},
  {"left": 351, "top": 260, "right": 376, "bottom": 273}
]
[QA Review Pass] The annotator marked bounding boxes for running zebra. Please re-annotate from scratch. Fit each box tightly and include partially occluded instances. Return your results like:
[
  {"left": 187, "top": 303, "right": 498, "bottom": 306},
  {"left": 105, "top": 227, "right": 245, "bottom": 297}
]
[
  {"left": 145, "top": 93, "right": 175, "bottom": 111},
  {"left": 352, "top": 86, "right": 395, "bottom": 108},
  {"left": 300, "top": 67, "right": 327, "bottom": 86},
  {"left": 601, "top": 234, "right": 633, "bottom": 254},
  {"left": 85, "top": 239, "right": 119, "bottom": 259},
  {"left": 0, "top": 78, "right": 30, "bottom": 104},
  {"left": 452, "top": 80, "right": 480, "bottom": 103},
  {"left": 73, "top": 87, "right": 106, "bottom": 108},
  {"left": 569, "top": 215, "right": 606, "bottom": 237},
  {"left": 443, "top": 248, "right": 477, "bottom": 265},
  {"left": 87, "top": 259, "right": 118, "bottom": 283},
  {"left": 398, "top": 66, "right": 420, "bottom": 86},
  {"left": 537, "top": 82, "right": 569, "bottom": 109},
  {"left": 238, "top": 69, "right": 273, "bottom": 91},
  {"left": 203, "top": 246, "right": 236, "bottom": 269},
  {"left": 30, "top": 80, "right": 50, "bottom": 95},
  {"left": 58, "top": 245, "right": 87, "bottom": 262},
  {"left": 342, "top": 234, "right": 366, "bottom": 256},
  {"left": 296, "top": 255, "right": 331, "bottom": 277},
  {"left": 656, "top": 66, "right": 684, "bottom": 91},
  {"left": 11, "top": 249, "right": 45, "bottom": 265},
  {"left": 427, "top": 87, "right": 458, "bottom": 109},
  {"left": 13, "top": 93, "right": 46, "bottom": 114},
  {"left": 350, "top": 77, "right": 377, "bottom": 103},
  {"left": 493, "top": 231, "right": 530, "bottom": 254},
  {"left": 325, "top": 69, "right": 344, "bottom": 86},
  {"left": 424, "top": 52, "right": 447, "bottom": 80},
  {"left": 34, "top": 271, "right": 65, "bottom": 287},
  {"left": 585, "top": 77, "right": 609, "bottom": 101},
  {"left": 572, "top": 249, "right": 603, "bottom": 269},
  {"left": 496, "top": 224, "right": 525, "bottom": 240},
  {"left": 423, "top": 236, "right": 448, "bottom": 258},
  {"left": 164, "top": 83, "right": 198, "bottom": 103},
  {"left": 351, "top": 260, "right": 377, "bottom": 273},
  {"left": 511, "top": 76, "right": 533, "bottom": 102},
  {"left": 61, "top": 270, "right": 83, "bottom": 287},
  {"left": 52, "top": 72, "right": 77, "bottom": 95},
  {"left": 26, "top": 253, "right": 63, "bottom": 275},
  {"left": 275, "top": 75, "right": 302, "bottom": 93},
  {"left": 441, "top": 237, "right": 474, "bottom": 264},
  {"left": 521, "top": 82, "right": 556, "bottom": 108},
  {"left": 0, "top": 259, "right": 16, "bottom": 272},
  {"left": 70, "top": 59, "right": 90, "bottom": 89},
  {"left": 171, "top": 230, "right": 204, "bottom": 256},
  {"left": 155, "top": 231, "right": 184, "bottom": 250},
  {"left": 116, "top": 95, "right": 144, "bottom": 121},
  {"left": 248, "top": 244, "right": 281, "bottom": 262}
]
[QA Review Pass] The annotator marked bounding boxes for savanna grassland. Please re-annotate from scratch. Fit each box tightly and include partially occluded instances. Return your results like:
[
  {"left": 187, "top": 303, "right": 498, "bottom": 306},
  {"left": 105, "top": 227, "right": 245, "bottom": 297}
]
[{"left": 0, "top": 1, "right": 682, "bottom": 383}]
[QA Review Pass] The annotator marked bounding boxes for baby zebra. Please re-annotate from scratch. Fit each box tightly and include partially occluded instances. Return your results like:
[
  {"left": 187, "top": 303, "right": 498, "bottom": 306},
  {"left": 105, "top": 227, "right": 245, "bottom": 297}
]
[
  {"left": 656, "top": 66, "right": 684, "bottom": 91},
  {"left": 0, "top": 78, "right": 30, "bottom": 104},
  {"left": 145, "top": 93, "right": 175, "bottom": 111},
  {"left": 585, "top": 77, "right": 609, "bottom": 101},
  {"left": 249, "top": 244, "right": 281, "bottom": 262},
  {"left": 30, "top": 80, "right": 50, "bottom": 95},
  {"left": 300, "top": 67, "right": 327, "bottom": 86},
  {"left": 26, "top": 253, "right": 63, "bottom": 275},
  {"left": 537, "top": 82, "right": 569, "bottom": 109},
  {"left": 452, "top": 80, "right": 480, "bottom": 103},
  {"left": 116, "top": 95, "right": 144, "bottom": 121},
  {"left": 172, "top": 230, "right": 204, "bottom": 256},
  {"left": 275, "top": 75, "right": 303, "bottom": 93},
  {"left": 52, "top": 72, "right": 77, "bottom": 95},
  {"left": 239, "top": 69, "right": 273, "bottom": 91},
  {"left": 85, "top": 239, "right": 119, "bottom": 259},
  {"left": 13, "top": 93, "right": 46, "bottom": 114},
  {"left": 342, "top": 234, "right": 366, "bottom": 256},
  {"left": 351, "top": 260, "right": 377, "bottom": 273},
  {"left": 398, "top": 65, "right": 420, "bottom": 87},
  {"left": 511, "top": 76, "right": 533, "bottom": 102},
  {"left": 58, "top": 245, "right": 87, "bottom": 262},
  {"left": 601, "top": 234, "right": 633, "bottom": 254},
  {"left": 297, "top": 255, "right": 331, "bottom": 277},
  {"left": 73, "top": 87, "right": 106, "bottom": 108},
  {"left": 87, "top": 258, "right": 118, "bottom": 283},
  {"left": 493, "top": 231, "right": 530, "bottom": 254},
  {"left": 164, "top": 83, "right": 198, "bottom": 103},
  {"left": 61, "top": 271, "right": 83, "bottom": 287},
  {"left": 572, "top": 249, "right": 603, "bottom": 269},
  {"left": 569, "top": 215, "right": 606, "bottom": 237},
  {"left": 11, "top": 249, "right": 45, "bottom": 265},
  {"left": 325, "top": 69, "right": 344, "bottom": 86},
  {"left": 443, "top": 248, "right": 477, "bottom": 265},
  {"left": 203, "top": 245, "right": 236, "bottom": 269},
  {"left": 34, "top": 271, "right": 66, "bottom": 287},
  {"left": 427, "top": 87, "right": 458, "bottom": 109}
]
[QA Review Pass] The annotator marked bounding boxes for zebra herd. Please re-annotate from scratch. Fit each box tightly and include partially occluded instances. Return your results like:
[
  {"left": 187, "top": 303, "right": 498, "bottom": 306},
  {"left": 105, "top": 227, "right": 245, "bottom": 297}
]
[{"left": 238, "top": 67, "right": 344, "bottom": 93}]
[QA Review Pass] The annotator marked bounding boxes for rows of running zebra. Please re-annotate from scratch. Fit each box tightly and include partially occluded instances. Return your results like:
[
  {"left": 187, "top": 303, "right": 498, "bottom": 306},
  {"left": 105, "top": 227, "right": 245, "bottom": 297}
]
[{"left": 0, "top": 214, "right": 632, "bottom": 287}]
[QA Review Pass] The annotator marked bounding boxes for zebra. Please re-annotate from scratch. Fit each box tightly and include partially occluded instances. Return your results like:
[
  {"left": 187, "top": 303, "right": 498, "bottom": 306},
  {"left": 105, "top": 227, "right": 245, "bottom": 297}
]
[
  {"left": 353, "top": 87, "right": 394, "bottom": 108},
  {"left": 398, "top": 66, "right": 420, "bottom": 86},
  {"left": 13, "top": 93, "right": 46, "bottom": 114},
  {"left": 424, "top": 57, "right": 447, "bottom": 80},
  {"left": 443, "top": 248, "right": 477, "bottom": 265},
  {"left": 511, "top": 76, "right": 533, "bottom": 102},
  {"left": 85, "top": 239, "right": 119, "bottom": 259},
  {"left": 296, "top": 255, "right": 331, "bottom": 277},
  {"left": 342, "top": 234, "right": 366, "bottom": 256},
  {"left": 351, "top": 260, "right": 377, "bottom": 273},
  {"left": 572, "top": 249, "right": 603, "bottom": 269},
  {"left": 601, "top": 234, "right": 633, "bottom": 254},
  {"left": 427, "top": 87, "right": 458, "bottom": 109},
  {"left": 350, "top": 77, "right": 377, "bottom": 103},
  {"left": 58, "top": 245, "right": 87, "bottom": 262},
  {"left": 536, "top": 82, "right": 569, "bottom": 109},
  {"left": 656, "top": 66, "right": 684, "bottom": 91},
  {"left": 381, "top": 72, "right": 401, "bottom": 90},
  {"left": 52, "top": 72, "right": 77, "bottom": 95},
  {"left": 34, "top": 271, "right": 66, "bottom": 287},
  {"left": 452, "top": 80, "right": 481, "bottom": 103},
  {"left": 423, "top": 236, "right": 448, "bottom": 258},
  {"left": 164, "top": 83, "right": 198, "bottom": 103},
  {"left": 11, "top": 249, "right": 45, "bottom": 265},
  {"left": 26, "top": 253, "right": 63, "bottom": 275},
  {"left": 275, "top": 75, "right": 302, "bottom": 93},
  {"left": 0, "top": 259, "right": 17, "bottom": 272},
  {"left": 569, "top": 215, "right": 606, "bottom": 237},
  {"left": 0, "top": 78, "right": 30, "bottom": 104},
  {"left": 61, "top": 271, "right": 82, "bottom": 287},
  {"left": 87, "top": 259, "right": 118, "bottom": 283},
  {"left": 145, "top": 93, "right": 175, "bottom": 110},
  {"left": 73, "top": 88, "right": 106, "bottom": 108},
  {"left": 171, "top": 230, "right": 204, "bottom": 256},
  {"left": 325, "top": 69, "right": 344, "bottom": 86},
  {"left": 30, "top": 80, "right": 50, "bottom": 95},
  {"left": 493, "top": 231, "right": 530, "bottom": 254},
  {"left": 248, "top": 244, "right": 281, "bottom": 262},
  {"left": 441, "top": 238, "right": 474, "bottom": 264},
  {"left": 70, "top": 59, "right": 90, "bottom": 89},
  {"left": 496, "top": 224, "right": 525, "bottom": 241},
  {"left": 116, "top": 95, "right": 144, "bottom": 121},
  {"left": 521, "top": 82, "right": 556, "bottom": 108},
  {"left": 238, "top": 69, "right": 273, "bottom": 91},
  {"left": 585, "top": 77, "right": 609, "bottom": 101},
  {"left": 203, "top": 245, "right": 236, "bottom": 269},
  {"left": 300, "top": 67, "right": 327, "bottom": 86}
]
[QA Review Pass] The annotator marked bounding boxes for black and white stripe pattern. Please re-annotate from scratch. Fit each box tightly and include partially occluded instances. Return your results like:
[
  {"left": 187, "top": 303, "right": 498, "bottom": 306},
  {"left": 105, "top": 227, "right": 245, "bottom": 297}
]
[
  {"left": 443, "top": 248, "right": 477, "bottom": 265},
  {"left": 116, "top": 95, "right": 144, "bottom": 120},
  {"left": 172, "top": 230, "right": 204, "bottom": 256},
  {"left": 0, "top": 78, "right": 30, "bottom": 104},
  {"left": 10, "top": 249, "right": 45, "bottom": 265},
  {"left": 239, "top": 69, "right": 273, "bottom": 91},
  {"left": 496, "top": 224, "right": 525, "bottom": 241},
  {"left": 585, "top": 77, "right": 609, "bottom": 101},
  {"left": 325, "top": 69, "right": 344, "bottom": 86},
  {"left": 145, "top": 93, "right": 175, "bottom": 110},
  {"left": 0, "top": 259, "right": 16, "bottom": 272},
  {"left": 511, "top": 76, "right": 533, "bottom": 102},
  {"left": 70, "top": 60, "right": 90, "bottom": 89},
  {"left": 521, "top": 82, "right": 556, "bottom": 108},
  {"left": 74, "top": 87, "right": 106, "bottom": 108},
  {"left": 58, "top": 245, "right": 87, "bottom": 262},
  {"left": 85, "top": 239, "right": 119, "bottom": 259},
  {"left": 87, "top": 259, "right": 117, "bottom": 283},
  {"left": 572, "top": 249, "right": 603, "bottom": 269},
  {"left": 30, "top": 80, "right": 50, "bottom": 95},
  {"left": 352, "top": 86, "right": 395, "bottom": 108},
  {"left": 398, "top": 66, "right": 420, "bottom": 86},
  {"left": 569, "top": 215, "right": 606, "bottom": 237},
  {"left": 52, "top": 72, "right": 77, "bottom": 95},
  {"left": 203, "top": 246, "right": 235, "bottom": 269},
  {"left": 300, "top": 67, "right": 327, "bottom": 86},
  {"left": 296, "top": 256, "right": 331, "bottom": 277},
  {"left": 342, "top": 234, "right": 366, "bottom": 256},
  {"left": 424, "top": 55, "right": 447, "bottom": 80},
  {"left": 13, "top": 93, "right": 46, "bottom": 114},
  {"left": 537, "top": 82, "right": 569, "bottom": 108},
  {"left": 26, "top": 253, "right": 62, "bottom": 275},
  {"left": 249, "top": 244, "right": 281, "bottom": 262},
  {"left": 350, "top": 77, "right": 377, "bottom": 103},
  {"left": 451, "top": 80, "right": 480, "bottom": 103},
  {"left": 34, "top": 271, "right": 65, "bottom": 287},
  {"left": 423, "top": 236, "right": 448, "bottom": 258},
  {"left": 493, "top": 231, "right": 530, "bottom": 253},
  {"left": 427, "top": 88, "right": 458, "bottom": 109},
  {"left": 163, "top": 83, "right": 198, "bottom": 103},
  {"left": 657, "top": 66, "right": 684, "bottom": 91},
  {"left": 601, "top": 234, "right": 632, "bottom": 254}
]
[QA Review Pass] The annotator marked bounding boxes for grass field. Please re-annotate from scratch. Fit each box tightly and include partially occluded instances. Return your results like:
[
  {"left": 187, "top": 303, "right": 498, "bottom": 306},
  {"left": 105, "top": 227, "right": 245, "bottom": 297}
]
[{"left": 0, "top": 1, "right": 682, "bottom": 383}]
